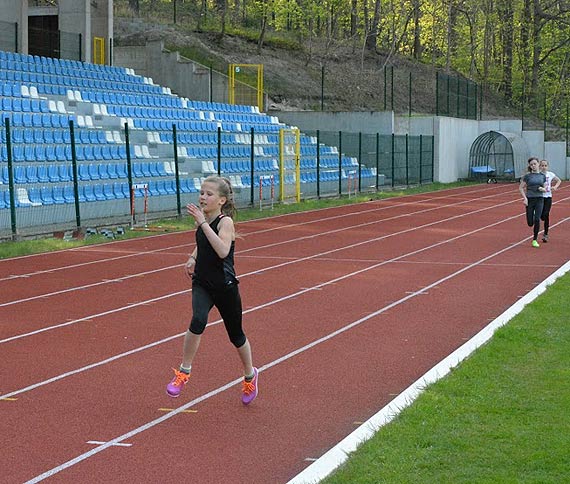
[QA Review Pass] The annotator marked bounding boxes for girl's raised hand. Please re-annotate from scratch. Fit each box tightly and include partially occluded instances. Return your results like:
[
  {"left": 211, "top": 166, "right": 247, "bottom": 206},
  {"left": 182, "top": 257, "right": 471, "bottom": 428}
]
[{"left": 187, "top": 203, "right": 206, "bottom": 226}]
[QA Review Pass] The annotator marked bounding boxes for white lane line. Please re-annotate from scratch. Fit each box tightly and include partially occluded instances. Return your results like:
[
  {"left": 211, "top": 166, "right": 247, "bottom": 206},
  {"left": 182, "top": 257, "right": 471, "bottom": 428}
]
[
  {"left": 5, "top": 207, "right": 566, "bottom": 400},
  {"left": 24, "top": 224, "right": 568, "bottom": 484},
  {"left": 0, "top": 185, "right": 511, "bottom": 283},
  {"left": 1, "top": 192, "right": 524, "bottom": 343},
  {"left": 86, "top": 441, "right": 132, "bottom": 448},
  {"left": 0, "top": 187, "right": 512, "bottom": 304}
]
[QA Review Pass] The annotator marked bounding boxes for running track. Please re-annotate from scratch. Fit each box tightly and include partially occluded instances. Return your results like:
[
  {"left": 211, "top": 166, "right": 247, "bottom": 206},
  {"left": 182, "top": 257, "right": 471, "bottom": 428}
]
[{"left": 1, "top": 184, "right": 569, "bottom": 484}]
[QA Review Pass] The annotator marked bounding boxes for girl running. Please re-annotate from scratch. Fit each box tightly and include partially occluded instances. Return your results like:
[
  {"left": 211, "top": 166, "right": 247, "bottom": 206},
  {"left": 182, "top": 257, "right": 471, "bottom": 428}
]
[
  {"left": 166, "top": 175, "right": 258, "bottom": 404},
  {"left": 539, "top": 159, "right": 562, "bottom": 242},
  {"left": 519, "top": 157, "right": 546, "bottom": 248}
]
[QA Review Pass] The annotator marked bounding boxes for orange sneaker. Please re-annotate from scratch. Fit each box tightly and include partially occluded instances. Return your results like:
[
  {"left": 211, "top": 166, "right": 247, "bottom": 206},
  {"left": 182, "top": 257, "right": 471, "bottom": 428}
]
[
  {"left": 166, "top": 368, "right": 190, "bottom": 397},
  {"left": 241, "top": 367, "right": 258, "bottom": 405}
]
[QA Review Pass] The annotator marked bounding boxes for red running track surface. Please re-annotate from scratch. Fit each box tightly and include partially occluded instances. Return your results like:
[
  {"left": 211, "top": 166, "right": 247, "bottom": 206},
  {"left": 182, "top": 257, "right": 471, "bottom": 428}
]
[{"left": 1, "top": 184, "right": 570, "bottom": 483}]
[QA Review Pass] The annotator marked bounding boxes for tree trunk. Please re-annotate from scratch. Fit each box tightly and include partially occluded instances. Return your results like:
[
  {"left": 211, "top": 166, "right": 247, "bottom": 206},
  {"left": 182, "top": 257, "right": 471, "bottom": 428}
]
[
  {"left": 499, "top": 0, "right": 514, "bottom": 101},
  {"left": 365, "top": 0, "right": 381, "bottom": 52},
  {"left": 412, "top": 0, "right": 422, "bottom": 59}
]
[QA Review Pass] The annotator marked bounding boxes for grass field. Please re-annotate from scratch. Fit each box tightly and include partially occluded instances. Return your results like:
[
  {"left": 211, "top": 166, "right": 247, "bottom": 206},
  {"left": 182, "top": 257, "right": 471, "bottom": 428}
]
[
  {"left": 323, "top": 271, "right": 570, "bottom": 483},
  {"left": 2, "top": 182, "right": 568, "bottom": 482}
]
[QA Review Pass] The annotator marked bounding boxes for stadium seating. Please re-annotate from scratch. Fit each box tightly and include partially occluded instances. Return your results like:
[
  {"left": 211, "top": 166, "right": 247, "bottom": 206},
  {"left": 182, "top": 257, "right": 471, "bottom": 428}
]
[{"left": 0, "top": 48, "right": 375, "bottom": 222}]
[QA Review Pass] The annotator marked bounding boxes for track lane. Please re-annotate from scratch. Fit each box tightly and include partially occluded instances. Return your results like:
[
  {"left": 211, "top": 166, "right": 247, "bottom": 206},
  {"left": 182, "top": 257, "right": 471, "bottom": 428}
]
[{"left": 1, "top": 185, "right": 569, "bottom": 483}]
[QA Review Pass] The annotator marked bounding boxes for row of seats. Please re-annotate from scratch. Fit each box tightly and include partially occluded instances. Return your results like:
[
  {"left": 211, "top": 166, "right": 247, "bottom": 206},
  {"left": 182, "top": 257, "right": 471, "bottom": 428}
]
[
  {"left": 0, "top": 66, "right": 163, "bottom": 95},
  {"left": 0, "top": 59, "right": 145, "bottom": 85},
  {"left": 0, "top": 50, "right": 132, "bottom": 77},
  {"left": 0, "top": 144, "right": 128, "bottom": 162},
  {"left": 0, "top": 179, "right": 199, "bottom": 208},
  {"left": 0, "top": 161, "right": 174, "bottom": 185},
  {"left": 0, "top": 127, "right": 108, "bottom": 145}
]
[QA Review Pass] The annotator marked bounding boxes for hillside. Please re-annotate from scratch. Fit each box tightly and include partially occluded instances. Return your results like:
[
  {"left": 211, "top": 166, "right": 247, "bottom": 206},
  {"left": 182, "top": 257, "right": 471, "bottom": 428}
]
[{"left": 114, "top": 17, "right": 523, "bottom": 121}]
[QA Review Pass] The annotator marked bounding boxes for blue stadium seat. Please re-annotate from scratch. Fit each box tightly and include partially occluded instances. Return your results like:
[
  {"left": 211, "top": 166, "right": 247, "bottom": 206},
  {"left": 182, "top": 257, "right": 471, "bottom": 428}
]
[
  {"left": 25, "top": 165, "right": 39, "bottom": 183},
  {"left": 107, "top": 163, "right": 119, "bottom": 179},
  {"left": 93, "top": 184, "right": 106, "bottom": 201},
  {"left": 37, "top": 165, "right": 49, "bottom": 183},
  {"left": 0, "top": 166, "right": 8, "bottom": 184},
  {"left": 113, "top": 182, "right": 128, "bottom": 199},
  {"left": 48, "top": 165, "right": 61, "bottom": 182},
  {"left": 98, "top": 163, "right": 110, "bottom": 180},
  {"left": 82, "top": 185, "right": 96, "bottom": 202},
  {"left": 102, "top": 183, "right": 115, "bottom": 200},
  {"left": 28, "top": 187, "right": 43, "bottom": 205},
  {"left": 78, "top": 164, "right": 90, "bottom": 181},
  {"left": 59, "top": 164, "right": 72, "bottom": 182},
  {"left": 51, "top": 186, "right": 66, "bottom": 204},
  {"left": 63, "top": 186, "right": 76, "bottom": 203},
  {"left": 88, "top": 164, "right": 100, "bottom": 180}
]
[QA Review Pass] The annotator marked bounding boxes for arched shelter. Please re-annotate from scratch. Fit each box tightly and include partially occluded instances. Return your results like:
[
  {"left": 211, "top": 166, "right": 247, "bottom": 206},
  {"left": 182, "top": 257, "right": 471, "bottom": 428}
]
[{"left": 469, "top": 131, "right": 529, "bottom": 182}]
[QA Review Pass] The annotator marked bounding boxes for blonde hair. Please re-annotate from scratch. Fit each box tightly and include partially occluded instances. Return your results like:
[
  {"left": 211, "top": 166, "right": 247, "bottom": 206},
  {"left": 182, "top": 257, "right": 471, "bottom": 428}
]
[{"left": 203, "top": 175, "right": 237, "bottom": 219}]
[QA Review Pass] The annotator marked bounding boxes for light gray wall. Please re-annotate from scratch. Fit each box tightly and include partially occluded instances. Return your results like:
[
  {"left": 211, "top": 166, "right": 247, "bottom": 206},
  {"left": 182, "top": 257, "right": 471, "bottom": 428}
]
[
  {"left": 433, "top": 117, "right": 480, "bottom": 182},
  {"left": 267, "top": 111, "right": 394, "bottom": 135},
  {"left": 0, "top": 0, "right": 28, "bottom": 52},
  {"left": 0, "top": 0, "right": 111, "bottom": 63},
  {"left": 544, "top": 142, "right": 568, "bottom": 180},
  {"left": 114, "top": 40, "right": 223, "bottom": 101}
]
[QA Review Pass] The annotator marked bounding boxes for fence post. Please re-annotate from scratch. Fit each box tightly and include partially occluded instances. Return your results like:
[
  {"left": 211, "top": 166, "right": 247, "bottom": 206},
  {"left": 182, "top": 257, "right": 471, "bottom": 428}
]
[
  {"left": 321, "top": 66, "right": 325, "bottom": 111},
  {"left": 250, "top": 127, "right": 255, "bottom": 206},
  {"left": 405, "top": 134, "right": 409, "bottom": 186},
  {"left": 124, "top": 122, "right": 134, "bottom": 227},
  {"left": 566, "top": 102, "right": 568, "bottom": 156},
  {"left": 316, "top": 130, "right": 321, "bottom": 199},
  {"left": 358, "top": 132, "right": 362, "bottom": 192},
  {"left": 173, "top": 123, "right": 181, "bottom": 216},
  {"left": 217, "top": 126, "right": 222, "bottom": 176},
  {"left": 391, "top": 133, "right": 395, "bottom": 188},
  {"left": 68, "top": 120, "right": 81, "bottom": 228},
  {"left": 409, "top": 71, "right": 412, "bottom": 117},
  {"left": 435, "top": 72, "right": 439, "bottom": 116},
  {"left": 384, "top": 67, "right": 387, "bottom": 111},
  {"left": 391, "top": 66, "right": 394, "bottom": 111},
  {"left": 338, "top": 131, "right": 343, "bottom": 196},
  {"left": 375, "top": 133, "right": 380, "bottom": 191},
  {"left": 5, "top": 118, "right": 17, "bottom": 238},
  {"left": 419, "top": 134, "right": 423, "bottom": 183}
]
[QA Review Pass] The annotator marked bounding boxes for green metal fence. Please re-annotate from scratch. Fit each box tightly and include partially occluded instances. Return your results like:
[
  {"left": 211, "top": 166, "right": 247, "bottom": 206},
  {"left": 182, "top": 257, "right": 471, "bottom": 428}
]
[{"left": 0, "top": 120, "right": 434, "bottom": 240}]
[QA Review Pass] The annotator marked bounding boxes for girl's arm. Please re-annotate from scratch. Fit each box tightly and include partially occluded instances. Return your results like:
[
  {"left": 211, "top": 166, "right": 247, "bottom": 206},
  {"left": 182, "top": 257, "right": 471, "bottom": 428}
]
[
  {"left": 519, "top": 178, "right": 528, "bottom": 203},
  {"left": 553, "top": 175, "right": 562, "bottom": 190},
  {"left": 201, "top": 217, "right": 234, "bottom": 259},
  {"left": 185, "top": 248, "right": 197, "bottom": 276}
]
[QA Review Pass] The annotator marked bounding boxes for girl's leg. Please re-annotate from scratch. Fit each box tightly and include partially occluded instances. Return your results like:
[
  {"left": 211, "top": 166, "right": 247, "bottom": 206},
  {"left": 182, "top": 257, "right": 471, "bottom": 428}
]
[
  {"left": 525, "top": 204, "right": 534, "bottom": 227},
  {"left": 541, "top": 198, "right": 552, "bottom": 235},
  {"left": 532, "top": 198, "right": 544, "bottom": 240},
  {"left": 236, "top": 338, "right": 254, "bottom": 378},
  {"left": 180, "top": 330, "right": 201, "bottom": 369},
  {"left": 182, "top": 284, "right": 214, "bottom": 370},
  {"left": 215, "top": 285, "right": 253, "bottom": 377}
]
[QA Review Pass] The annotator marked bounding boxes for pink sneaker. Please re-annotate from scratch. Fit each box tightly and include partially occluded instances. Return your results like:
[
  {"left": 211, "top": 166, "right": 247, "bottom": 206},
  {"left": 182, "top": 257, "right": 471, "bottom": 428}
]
[
  {"left": 241, "top": 367, "right": 258, "bottom": 405},
  {"left": 166, "top": 368, "right": 190, "bottom": 397}
]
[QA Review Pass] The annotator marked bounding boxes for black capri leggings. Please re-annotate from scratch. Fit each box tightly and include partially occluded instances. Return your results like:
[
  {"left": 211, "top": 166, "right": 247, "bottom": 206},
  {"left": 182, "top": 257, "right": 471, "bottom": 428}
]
[
  {"left": 526, "top": 197, "right": 544, "bottom": 240},
  {"left": 541, "top": 197, "right": 552, "bottom": 234},
  {"left": 189, "top": 282, "right": 246, "bottom": 348}
]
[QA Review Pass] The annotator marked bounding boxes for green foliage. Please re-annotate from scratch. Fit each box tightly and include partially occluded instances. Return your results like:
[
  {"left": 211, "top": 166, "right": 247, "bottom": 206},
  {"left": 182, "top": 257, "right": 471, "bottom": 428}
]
[{"left": 114, "top": 0, "right": 570, "bottom": 126}]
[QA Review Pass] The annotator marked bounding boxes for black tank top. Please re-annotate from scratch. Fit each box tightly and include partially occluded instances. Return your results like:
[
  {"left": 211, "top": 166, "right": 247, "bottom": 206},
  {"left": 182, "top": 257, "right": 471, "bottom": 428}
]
[{"left": 193, "top": 214, "right": 238, "bottom": 290}]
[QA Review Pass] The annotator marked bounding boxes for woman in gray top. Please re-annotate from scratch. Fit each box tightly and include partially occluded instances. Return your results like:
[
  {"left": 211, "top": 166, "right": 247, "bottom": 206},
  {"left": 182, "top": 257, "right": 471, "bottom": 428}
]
[{"left": 519, "top": 157, "right": 546, "bottom": 247}]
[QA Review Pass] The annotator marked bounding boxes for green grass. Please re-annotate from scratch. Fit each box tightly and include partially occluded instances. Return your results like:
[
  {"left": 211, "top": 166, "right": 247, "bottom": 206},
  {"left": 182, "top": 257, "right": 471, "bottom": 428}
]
[{"left": 323, "top": 274, "right": 570, "bottom": 483}]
